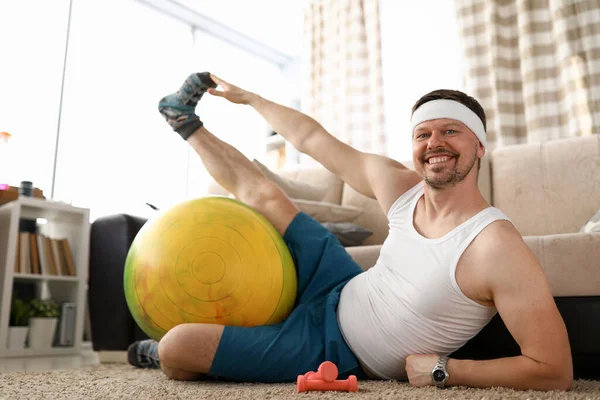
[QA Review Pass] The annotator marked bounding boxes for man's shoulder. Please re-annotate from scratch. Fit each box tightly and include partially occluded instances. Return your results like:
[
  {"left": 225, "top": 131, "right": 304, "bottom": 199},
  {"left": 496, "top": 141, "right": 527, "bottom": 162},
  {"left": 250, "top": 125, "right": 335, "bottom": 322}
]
[
  {"left": 464, "top": 218, "right": 537, "bottom": 277},
  {"left": 471, "top": 218, "right": 523, "bottom": 255},
  {"left": 470, "top": 218, "right": 541, "bottom": 282}
]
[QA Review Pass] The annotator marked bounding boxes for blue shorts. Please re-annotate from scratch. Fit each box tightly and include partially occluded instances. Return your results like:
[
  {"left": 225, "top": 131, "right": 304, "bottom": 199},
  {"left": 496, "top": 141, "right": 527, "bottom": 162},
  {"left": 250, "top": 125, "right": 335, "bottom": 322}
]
[{"left": 208, "top": 212, "right": 367, "bottom": 383}]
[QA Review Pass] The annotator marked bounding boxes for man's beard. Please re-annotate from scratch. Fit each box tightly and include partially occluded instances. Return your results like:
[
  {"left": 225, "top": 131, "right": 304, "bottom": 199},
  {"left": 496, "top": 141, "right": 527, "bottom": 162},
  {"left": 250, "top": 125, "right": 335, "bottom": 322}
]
[{"left": 423, "top": 146, "right": 478, "bottom": 190}]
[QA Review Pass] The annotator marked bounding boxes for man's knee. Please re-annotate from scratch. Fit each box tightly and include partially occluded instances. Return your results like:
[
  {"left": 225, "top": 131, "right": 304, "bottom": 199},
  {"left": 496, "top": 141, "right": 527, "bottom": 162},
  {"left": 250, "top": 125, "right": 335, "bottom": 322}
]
[
  {"left": 157, "top": 326, "right": 183, "bottom": 367},
  {"left": 240, "top": 179, "right": 300, "bottom": 235},
  {"left": 239, "top": 178, "right": 286, "bottom": 207},
  {"left": 157, "top": 323, "right": 223, "bottom": 374}
]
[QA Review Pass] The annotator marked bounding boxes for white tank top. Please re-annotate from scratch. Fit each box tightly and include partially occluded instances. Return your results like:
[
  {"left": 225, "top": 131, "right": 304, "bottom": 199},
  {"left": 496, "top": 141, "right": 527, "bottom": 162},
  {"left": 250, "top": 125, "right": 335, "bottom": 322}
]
[{"left": 337, "top": 181, "right": 511, "bottom": 380}]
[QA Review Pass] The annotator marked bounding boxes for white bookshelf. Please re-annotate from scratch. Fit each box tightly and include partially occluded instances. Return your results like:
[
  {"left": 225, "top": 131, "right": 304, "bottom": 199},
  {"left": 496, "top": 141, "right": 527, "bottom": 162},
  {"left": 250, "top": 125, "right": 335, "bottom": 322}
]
[{"left": 0, "top": 197, "right": 90, "bottom": 358}]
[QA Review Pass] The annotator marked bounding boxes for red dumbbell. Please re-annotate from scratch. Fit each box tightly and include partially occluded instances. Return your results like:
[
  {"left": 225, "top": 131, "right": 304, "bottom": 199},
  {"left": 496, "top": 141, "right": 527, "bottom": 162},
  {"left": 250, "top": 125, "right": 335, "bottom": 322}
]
[{"left": 297, "top": 361, "right": 358, "bottom": 393}]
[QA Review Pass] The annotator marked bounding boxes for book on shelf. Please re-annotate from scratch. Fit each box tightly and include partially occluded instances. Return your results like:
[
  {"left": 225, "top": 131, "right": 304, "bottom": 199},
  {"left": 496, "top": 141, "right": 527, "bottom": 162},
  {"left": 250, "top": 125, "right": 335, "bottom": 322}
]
[
  {"left": 61, "top": 239, "right": 76, "bottom": 276},
  {"left": 37, "top": 234, "right": 51, "bottom": 275},
  {"left": 13, "top": 232, "right": 20, "bottom": 273},
  {"left": 13, "top": 233, "right": 77, "bottom": 276},
  {"left": 29, "top": 233, "right": 40, "bottom": 274},
  {"left": 19, "top": 232, "right": 30, "bottom": 274},
  {"left": 50, "top": 239, "right": 66, "bottom": 276}
]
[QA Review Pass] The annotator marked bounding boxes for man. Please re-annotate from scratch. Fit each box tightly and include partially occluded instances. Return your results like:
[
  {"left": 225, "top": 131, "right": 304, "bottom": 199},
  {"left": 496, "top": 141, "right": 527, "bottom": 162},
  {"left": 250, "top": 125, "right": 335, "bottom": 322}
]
[{"left": 128, "top": 72, "right": 573, "bottom": 391}]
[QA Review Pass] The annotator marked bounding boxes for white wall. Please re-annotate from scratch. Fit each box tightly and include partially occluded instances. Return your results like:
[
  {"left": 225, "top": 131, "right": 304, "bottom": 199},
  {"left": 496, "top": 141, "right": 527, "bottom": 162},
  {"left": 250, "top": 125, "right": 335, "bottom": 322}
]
[
  {"left": 176, "top": 0, "right": 306, "bottom": 59},
  {"left": 380, "top": 0, "right": 464, "bottom": 162}
]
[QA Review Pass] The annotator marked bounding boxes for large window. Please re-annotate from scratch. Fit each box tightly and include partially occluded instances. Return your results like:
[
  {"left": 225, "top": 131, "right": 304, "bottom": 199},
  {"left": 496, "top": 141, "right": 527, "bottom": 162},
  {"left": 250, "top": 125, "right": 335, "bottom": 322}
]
[
  {"left": 1, "top": 0, "right": 298, "bottom": 221},
  {"left": 54, "top": 0, "right": 195, "bottom": 220},
  {"left": 0, "top": 0, "right": 71, "bottom": 195}
]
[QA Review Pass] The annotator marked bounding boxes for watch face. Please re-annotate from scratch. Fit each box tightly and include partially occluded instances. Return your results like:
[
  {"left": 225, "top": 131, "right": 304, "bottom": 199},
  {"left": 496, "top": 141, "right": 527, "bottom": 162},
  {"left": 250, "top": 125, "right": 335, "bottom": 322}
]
[{"left": 433, "top": 369, "right": 446, "bottom": 382}]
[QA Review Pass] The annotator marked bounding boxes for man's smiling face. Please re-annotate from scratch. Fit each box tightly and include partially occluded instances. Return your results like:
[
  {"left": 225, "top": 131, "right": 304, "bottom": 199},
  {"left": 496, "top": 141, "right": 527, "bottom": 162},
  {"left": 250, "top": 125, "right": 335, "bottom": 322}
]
[{"left": 412, "top": 118, "right": 483, "bottom": 190}]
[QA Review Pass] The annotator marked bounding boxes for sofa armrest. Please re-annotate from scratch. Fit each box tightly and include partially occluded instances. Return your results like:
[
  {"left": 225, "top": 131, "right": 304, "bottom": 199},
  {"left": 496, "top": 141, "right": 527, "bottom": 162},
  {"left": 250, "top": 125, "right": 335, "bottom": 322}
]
[
  {"left": 524, "top": 232, "right": 600, "bottom": 297},
  {"left": 88, "top": 214, "right": 148, "bottom": 351},
  {"left": 345, "top": 245, "right": 382, "bottom": 271}
]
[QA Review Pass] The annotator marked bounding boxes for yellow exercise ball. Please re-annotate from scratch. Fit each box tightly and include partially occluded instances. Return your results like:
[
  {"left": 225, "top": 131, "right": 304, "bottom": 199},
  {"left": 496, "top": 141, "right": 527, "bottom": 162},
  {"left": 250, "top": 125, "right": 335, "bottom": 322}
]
[{"left": 123, "top": 196, "right": 297, "bottom": 341}]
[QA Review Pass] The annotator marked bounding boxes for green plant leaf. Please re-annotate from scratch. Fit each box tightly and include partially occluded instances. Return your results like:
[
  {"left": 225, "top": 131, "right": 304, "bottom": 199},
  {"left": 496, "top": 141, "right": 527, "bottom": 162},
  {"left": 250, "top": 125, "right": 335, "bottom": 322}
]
[
  {"left": 28, "top": 299, "right": 60, "bottom": 319},
  {"left": 10, "top": 296, "right": 31, "bottom": 326}
]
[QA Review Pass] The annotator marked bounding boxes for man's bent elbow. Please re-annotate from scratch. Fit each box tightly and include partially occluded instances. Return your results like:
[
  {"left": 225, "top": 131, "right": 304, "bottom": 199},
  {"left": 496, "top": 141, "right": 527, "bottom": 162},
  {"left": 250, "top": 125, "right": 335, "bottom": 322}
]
[
  {"left": 558, "top": 368, "right": 574, "bottom": 391},
  {"left": 529, "top": 354, "right": 573, "bottom": 391},
  {"left": 545, "top": 364, "right": 573, "bottom": 391}
]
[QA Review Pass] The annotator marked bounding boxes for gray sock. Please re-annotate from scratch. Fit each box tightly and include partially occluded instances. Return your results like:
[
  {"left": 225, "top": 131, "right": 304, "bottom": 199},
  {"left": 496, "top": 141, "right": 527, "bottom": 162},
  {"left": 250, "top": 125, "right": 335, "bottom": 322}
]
[
  {"left": 127, "top": 339, "right": 160, "bottom": 369},
  {"left": 158, "top": 72, "right": 217, "bottom": 140}
]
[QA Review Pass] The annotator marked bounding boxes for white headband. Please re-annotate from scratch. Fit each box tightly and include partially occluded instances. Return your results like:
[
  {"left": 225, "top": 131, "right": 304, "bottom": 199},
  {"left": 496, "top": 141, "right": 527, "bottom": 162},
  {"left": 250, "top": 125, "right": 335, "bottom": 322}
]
[{"left": 411, "top": 99, "right": 487, "bottom": 149}]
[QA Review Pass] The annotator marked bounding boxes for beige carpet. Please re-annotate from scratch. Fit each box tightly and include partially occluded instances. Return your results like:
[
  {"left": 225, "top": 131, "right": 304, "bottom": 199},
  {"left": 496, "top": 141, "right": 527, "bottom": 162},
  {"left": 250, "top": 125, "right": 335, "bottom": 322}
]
[{"left": 1, "top": 363, "right": 599, "bottom": 399}]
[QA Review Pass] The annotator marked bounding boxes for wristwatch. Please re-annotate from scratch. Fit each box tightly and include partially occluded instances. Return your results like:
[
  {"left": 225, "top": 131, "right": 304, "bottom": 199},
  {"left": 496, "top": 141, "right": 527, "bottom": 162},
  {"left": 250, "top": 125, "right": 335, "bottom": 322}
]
[{"left": 430, "top": 356, "right": 450, "bottom": 388}]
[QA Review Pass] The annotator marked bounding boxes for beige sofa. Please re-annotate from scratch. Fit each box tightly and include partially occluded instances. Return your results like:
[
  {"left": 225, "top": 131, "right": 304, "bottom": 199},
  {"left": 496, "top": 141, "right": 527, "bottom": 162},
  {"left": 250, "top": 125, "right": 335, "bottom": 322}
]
[{"left": 210, "top": 135, "right": 600, "bottom": 297}]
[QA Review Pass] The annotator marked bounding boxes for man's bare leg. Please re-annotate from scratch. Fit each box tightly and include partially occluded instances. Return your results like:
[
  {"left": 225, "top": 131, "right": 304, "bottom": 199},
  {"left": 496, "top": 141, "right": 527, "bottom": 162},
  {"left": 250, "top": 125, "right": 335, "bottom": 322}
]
[
  {"left": 186, "top": 126, "right": 300, "bottom": 234},
  {"left": 128, "top": 73, "right": 300, "bottom": 379},
  {"left": 158, "top": 72, "right": 299, "bottom": 234}
]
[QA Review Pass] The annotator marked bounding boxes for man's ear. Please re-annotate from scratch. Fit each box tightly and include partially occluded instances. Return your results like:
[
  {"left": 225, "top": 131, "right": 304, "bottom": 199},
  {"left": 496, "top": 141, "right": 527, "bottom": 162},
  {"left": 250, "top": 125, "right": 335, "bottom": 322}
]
[{"left": 478, "top": 142, "right": 486, "bottom": 159}]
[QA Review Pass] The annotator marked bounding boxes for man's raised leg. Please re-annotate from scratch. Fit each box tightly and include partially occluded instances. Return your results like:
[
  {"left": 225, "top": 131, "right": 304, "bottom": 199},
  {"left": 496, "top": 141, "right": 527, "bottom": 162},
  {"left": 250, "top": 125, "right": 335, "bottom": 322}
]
[{"left": 158, "top": 71, "right": 299, "bottom": 235}]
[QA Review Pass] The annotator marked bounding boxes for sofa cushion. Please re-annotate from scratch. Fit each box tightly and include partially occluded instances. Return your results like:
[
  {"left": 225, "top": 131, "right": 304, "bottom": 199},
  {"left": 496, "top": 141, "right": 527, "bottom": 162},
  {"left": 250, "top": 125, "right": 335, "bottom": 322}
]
[
  {"left": 524, "top": 232, "right": 600, "bottom": 297},
  {"left": 491, "top": 135, "right": 600, "bottom": 236},
  {"left": 340, "top": 185, "right": 389, "bottom": 246},
  {"left": 254, "top": 159, "right": 344, "bottom": 204},
  {"left": 293, "top": 199, "right": 363, "bottom": 223},
  {"left": 322, "top": 222, "right": 373, "bottom": 247}
]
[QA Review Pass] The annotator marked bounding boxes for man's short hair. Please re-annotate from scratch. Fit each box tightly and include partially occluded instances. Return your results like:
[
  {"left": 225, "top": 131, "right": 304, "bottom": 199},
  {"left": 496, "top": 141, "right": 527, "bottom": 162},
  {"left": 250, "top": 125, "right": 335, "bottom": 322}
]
[{"left": 411, "top": 89, "right": 487, "bottom": 173}]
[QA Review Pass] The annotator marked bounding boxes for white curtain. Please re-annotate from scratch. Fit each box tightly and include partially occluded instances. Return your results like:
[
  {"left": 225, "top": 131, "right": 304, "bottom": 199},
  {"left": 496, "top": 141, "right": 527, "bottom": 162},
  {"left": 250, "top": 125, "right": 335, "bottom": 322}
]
[
  {"left": 456, "top": 0, "right": 600, "bottom": 149},
  {"left": 304, "top": 0, "right": 386, "bottom": 155}
]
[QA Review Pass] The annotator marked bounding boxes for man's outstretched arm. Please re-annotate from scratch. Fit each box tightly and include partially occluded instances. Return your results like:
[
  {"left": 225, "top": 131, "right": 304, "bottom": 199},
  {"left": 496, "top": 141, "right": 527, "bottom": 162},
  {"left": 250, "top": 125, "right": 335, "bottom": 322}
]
[
  {"left": 406, "top": 221, "right": 573, "bottom": 391},
  {"left": 207, "top": 75, "right": 421, "bottom": 214}
]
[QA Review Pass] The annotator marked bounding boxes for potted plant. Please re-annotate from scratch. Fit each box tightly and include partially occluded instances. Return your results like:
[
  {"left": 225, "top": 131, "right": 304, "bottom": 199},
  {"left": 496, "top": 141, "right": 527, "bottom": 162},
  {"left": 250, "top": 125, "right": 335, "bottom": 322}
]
[
  {"left": 28, "top": 298, "right": 60, "bottom": 349},
  {"left": 7, "top": 294, "right": 30, "bottom": 349}
]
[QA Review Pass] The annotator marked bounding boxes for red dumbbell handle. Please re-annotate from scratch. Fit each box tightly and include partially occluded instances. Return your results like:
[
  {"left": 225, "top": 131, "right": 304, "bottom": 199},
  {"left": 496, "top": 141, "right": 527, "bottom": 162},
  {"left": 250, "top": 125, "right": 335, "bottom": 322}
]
[{"left": 304, "top": 361, "right": 339, "bottom": 382}]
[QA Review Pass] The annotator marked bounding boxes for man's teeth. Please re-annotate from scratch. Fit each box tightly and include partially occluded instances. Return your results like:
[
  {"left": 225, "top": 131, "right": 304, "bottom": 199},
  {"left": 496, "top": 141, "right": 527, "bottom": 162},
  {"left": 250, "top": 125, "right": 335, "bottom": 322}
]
[{"left": 428, "top": 156, "right": 451, "bottom": 164}]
